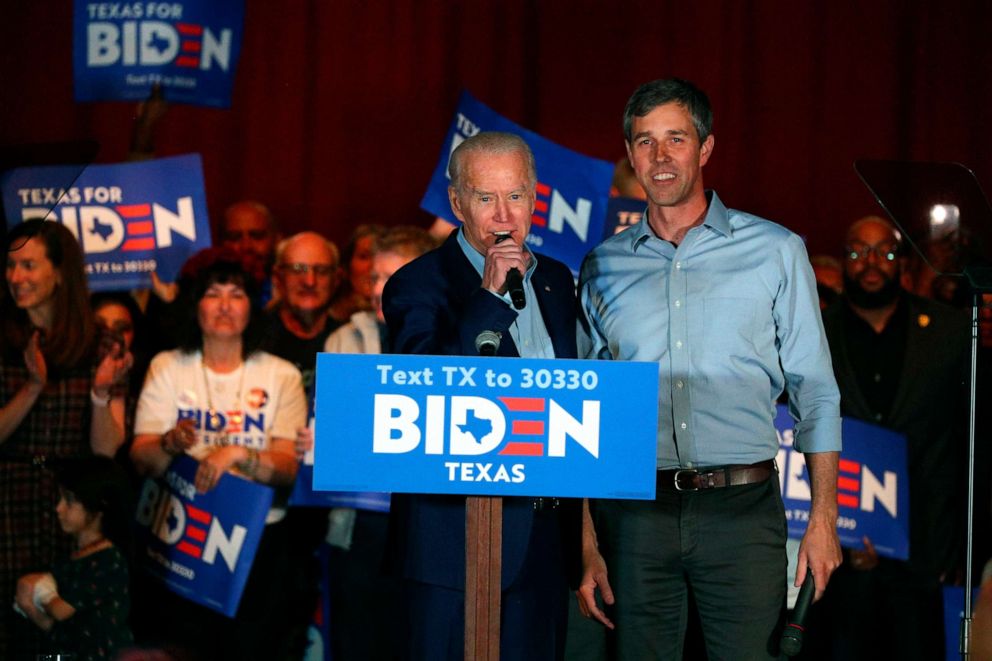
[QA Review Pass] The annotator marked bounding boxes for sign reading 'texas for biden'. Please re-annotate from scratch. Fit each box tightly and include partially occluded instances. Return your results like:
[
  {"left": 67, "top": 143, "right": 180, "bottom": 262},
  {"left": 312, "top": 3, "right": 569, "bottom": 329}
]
[
  {"left": 73, "top": 0, "right": 245, "bottom": 106},
  {"left": 1, "top": 154, "right": 212, "bottom": 291},
  {"left": 313, "top": 354, "right": 659, "bottom": 499}
]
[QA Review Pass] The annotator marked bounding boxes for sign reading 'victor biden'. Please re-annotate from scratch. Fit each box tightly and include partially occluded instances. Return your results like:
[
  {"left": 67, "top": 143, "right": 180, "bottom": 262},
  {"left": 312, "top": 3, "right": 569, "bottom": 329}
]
[{"left": 313, "top": 354, "right": 658, "bottom": 499}]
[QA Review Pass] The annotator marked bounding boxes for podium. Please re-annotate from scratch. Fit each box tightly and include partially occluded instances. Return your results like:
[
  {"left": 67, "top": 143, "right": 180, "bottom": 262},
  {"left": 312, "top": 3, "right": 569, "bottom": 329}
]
[{"left": 313, "top": 352, "right": 659, "bottom": 659}]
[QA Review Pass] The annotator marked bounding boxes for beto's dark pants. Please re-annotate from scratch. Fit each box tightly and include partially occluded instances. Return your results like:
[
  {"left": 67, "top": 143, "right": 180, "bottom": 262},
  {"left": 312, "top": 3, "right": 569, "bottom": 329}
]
[{"left": 594, "top": 476, "right": 788, "bottom": 661}]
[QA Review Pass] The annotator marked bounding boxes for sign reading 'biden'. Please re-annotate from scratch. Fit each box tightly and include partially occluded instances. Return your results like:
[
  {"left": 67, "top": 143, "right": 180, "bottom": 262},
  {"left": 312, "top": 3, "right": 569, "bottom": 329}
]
[
  {"left": 73, "top": 0, "right": 244, "bottom": 106},
  {"left": 775, "top": 404, "right": 910, "bottom": 560},
  {"left": 313, "top": 354, "right": 658, "bottom": 499},
  {"left": 421, "top": 91, "right": 614, "bottom": 275},
  {"left": 1, "top": 154, "right": 212, "bottom": 291}
]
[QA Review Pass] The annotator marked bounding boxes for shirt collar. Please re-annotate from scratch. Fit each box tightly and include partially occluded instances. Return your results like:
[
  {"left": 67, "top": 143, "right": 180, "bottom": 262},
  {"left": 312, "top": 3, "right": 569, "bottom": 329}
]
[
  {"left": 456, "top": 226, "right": 538, "bottom": 278},
  {"left": 630, "top": 190, "right": 731, "bottom": 251}
]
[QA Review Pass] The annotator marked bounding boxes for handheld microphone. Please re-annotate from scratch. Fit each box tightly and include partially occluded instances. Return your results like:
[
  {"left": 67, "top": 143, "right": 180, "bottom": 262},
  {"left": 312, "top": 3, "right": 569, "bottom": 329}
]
[
  {"left": 494, "top": 233, "right": 526, "bottom": 310},
  {"left": 505, "top": 268, "right": 526, "bottom": 310},
  {"left": 475, "top": 330, "right": 501, "bottom": 356},
  {"left": 781, "top": 569, "right": 815, "bottom": 657}
]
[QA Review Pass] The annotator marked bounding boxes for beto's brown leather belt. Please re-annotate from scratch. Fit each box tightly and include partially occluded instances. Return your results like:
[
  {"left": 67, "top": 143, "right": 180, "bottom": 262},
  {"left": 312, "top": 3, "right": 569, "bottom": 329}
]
[{"left": 656, "top": 459, "right": 776, "bottom": 492}]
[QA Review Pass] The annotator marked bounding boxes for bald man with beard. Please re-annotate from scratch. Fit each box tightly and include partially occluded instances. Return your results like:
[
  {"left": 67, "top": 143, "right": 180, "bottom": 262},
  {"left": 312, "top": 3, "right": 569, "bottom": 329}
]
[{"left": 814, "top": 215, "right": 969, "bottom": 660}]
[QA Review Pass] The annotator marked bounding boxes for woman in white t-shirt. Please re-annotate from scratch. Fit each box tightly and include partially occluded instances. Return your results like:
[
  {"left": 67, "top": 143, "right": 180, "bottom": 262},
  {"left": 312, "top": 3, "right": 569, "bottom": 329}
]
[{"left": 130, "top": 247, "right": 308, "bottom": 660}]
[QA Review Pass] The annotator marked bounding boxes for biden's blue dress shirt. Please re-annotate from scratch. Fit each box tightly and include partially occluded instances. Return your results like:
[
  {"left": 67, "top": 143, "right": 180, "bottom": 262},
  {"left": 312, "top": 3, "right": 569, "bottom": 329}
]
[{"left": 578, "top": 191, "right": 841, "bottom": 469}]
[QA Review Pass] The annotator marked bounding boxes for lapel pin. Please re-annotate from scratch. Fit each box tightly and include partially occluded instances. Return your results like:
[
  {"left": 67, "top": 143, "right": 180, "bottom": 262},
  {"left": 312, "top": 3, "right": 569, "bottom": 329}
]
[
  {"left": 918, "top": 314, "right": 930, "bottom": 328},
  {"left": 545, "top": 285, "right": 551, "bottom": 292}
]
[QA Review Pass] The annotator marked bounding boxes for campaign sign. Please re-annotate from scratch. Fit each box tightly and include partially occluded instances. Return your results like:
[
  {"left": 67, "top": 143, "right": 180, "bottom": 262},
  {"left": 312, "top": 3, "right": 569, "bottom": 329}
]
[
  {"left": 290, "top": 425, "right": 391, "bottom": 511},
  {"left": 313, "top": 354, "right": 658, "bottom": 498},
  {"left": 603, "top": 196, "right": 646, "bottom": 237},
  {"left": 73, "top": 0, "right": 244, "bottom": 107},
  {"left": 1, "top": 154, "right": 212, "bottom": 291},
  {"left": 420, "top": 91, "right": 614, "bottom": 275},
  {"left": 775, "top": 404, "right": 910, "bottom": 560},
  {"left": 133, "top": 454, "right": 272, "bottom": 617}
]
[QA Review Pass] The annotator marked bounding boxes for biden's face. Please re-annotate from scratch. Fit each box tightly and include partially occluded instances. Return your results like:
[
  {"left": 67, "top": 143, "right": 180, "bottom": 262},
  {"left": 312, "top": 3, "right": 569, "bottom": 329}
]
[{"left": 449, "top": 150, "right": 536, "bottom": 256}]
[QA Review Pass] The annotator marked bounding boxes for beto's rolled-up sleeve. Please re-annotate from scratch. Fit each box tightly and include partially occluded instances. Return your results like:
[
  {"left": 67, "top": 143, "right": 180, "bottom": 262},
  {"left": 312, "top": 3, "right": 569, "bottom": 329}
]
[{"left": 775, "top": 234, "right": 842, "bottom": 454}]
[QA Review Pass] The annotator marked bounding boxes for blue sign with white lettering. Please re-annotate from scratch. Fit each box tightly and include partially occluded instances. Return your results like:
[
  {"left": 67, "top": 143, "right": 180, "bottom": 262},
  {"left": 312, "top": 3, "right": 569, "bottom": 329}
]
[
  {"left": 133, "top": 454, "right": 272, "bottom": 617},
  {"left": 603, "top": 196, "right": 646, "bottom": 238},
  {"left": 1, "top": 154, "right": 212, "bottom": 291},
  {"left": 313, "top": 354, "right": 658, "bottom": 498},
  {"left": 775, "top": 404, "right": 910, "bottom": 560},
  {"left": 73, "top": 0, "right": 244, "bottom": 107},
  {"left": 420, "top": 91, "right": 614, "bottom": 275}
]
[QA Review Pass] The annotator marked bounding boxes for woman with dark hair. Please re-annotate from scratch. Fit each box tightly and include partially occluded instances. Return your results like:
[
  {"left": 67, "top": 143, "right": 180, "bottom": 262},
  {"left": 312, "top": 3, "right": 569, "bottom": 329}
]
[
  {"left": 0, "top": 219, "right": 131, "bottom": 660},
  {"left": 130, "top": 246, "right": 307, "bottom": 659},
  {"left": 15, "top": 455, "right": 133, "bottom": 660},
  {"left": 91, "top": 291, "right": 153, "bottom": 470}
]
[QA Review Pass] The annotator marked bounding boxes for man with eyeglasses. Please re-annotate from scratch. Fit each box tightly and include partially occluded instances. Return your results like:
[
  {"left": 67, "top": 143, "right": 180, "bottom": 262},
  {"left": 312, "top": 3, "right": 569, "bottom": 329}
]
[
  {"left": 261, "top": 230, "right": 345, "bottom": 656},
  {"left": 815, "top": 215, "right": 968, "bottom": 660},
  {"left": 267, "top": 231, "right": 343, "bottom": 391}
]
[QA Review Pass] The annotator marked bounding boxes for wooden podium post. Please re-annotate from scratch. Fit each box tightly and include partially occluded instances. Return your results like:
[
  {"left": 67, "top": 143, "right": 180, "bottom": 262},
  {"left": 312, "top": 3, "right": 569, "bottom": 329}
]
[{"left": 465, "top": 495, "right": 502, "bottom": 660}]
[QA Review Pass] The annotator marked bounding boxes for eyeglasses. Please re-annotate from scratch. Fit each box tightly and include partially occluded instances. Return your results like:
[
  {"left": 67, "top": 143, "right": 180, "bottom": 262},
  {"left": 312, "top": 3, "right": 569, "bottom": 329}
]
[
  {"left": 280, "top": 263, "right": 335, "bottom": 277},
  {"left": 845, "top": 243, "right": 898, "bottom": 262}
]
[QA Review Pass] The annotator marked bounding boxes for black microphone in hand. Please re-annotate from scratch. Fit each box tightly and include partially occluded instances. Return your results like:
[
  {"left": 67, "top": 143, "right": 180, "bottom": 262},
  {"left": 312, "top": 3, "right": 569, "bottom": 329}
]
[
  {"left": 475, "top": 330, "right": 501, "bottom": 356},
  {"left": 505, "top": 268, "right": 526, "bottom": 310},
  {"left": 494, "top": 233, "right": 526, "bottom": 310},
  {"left": 781, "top": 568, "right": 815, "bottom": 657}
]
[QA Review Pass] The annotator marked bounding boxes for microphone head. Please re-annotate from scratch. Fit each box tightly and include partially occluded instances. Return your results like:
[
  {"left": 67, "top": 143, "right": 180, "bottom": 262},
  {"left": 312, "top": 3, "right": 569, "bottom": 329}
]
[
  {"left": 780, "top": 624, "right": 805, "bottom": 656},
  {"left": 475, "top": 330, "right": 501, "bottom": 355}
]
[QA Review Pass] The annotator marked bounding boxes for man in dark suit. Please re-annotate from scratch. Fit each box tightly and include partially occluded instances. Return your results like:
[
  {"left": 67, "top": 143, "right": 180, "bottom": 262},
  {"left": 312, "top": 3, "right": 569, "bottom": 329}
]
[
  {"left": 815, "top": 215, "right": 968, "bottom": 660},
  {"left": 382, "top": 131, "right": 581, "bottom": 660}
]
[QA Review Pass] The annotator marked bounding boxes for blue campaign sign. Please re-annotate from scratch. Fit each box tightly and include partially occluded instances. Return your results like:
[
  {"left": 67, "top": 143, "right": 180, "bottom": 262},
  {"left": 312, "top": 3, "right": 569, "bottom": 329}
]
[
  {"left": 289, "top": 413, "right": 391, "bottom": 511},
  {"left": 73, "top": 0, "right": 244, "bottom": 107},
  {"left": 133, "top": 454, "right": 272, "bottom": 617},
  {"left": 775, "top": 404, "right": 910, "bottom": 560},
  {"left": 1, "top": 154, "right": 212, "bottom": 291},
  {"left": 420, "top": 91, "right": 614, "bottom": 275},
  {"left": 313, "top": 353, "right": 659, "bottom": 498},
  {"left": 603, "top": 196, "right": 646, "bottom": 238}
]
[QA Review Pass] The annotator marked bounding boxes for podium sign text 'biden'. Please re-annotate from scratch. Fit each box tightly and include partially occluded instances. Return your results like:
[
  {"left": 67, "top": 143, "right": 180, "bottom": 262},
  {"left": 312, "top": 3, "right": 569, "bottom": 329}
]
[{"left": 313, "top": 354, "right": 658, "bottom": 499}]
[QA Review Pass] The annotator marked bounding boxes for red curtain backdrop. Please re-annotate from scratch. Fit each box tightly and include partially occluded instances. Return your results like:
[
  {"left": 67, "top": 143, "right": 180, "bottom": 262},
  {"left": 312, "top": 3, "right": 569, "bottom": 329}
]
[{"left": 2, "top": 0, "right": 990, "bottom": 256}]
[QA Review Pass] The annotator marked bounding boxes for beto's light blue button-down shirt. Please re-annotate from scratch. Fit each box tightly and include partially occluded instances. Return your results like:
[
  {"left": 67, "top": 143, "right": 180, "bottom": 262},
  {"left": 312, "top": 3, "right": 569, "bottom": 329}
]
[
  {"left": 578, "top": 191, "right": 841, "bottom": 469},
  {"left": 458, "top": 228, "right": 555, "bottom": 359}
]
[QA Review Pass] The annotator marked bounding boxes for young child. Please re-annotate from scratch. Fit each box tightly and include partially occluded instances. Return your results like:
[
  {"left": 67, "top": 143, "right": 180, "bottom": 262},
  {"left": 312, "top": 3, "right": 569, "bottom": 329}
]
[{"left": 15, "top": 455, "right": 133, "bottom": 660}]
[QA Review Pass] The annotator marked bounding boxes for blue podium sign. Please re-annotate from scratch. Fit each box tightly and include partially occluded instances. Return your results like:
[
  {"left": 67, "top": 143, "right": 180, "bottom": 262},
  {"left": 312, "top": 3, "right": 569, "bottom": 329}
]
[
  {"left": 133, "top": 454, "right": 272, "bottom": 617},
  {"left": 775, "top": 404, "right": 910, "bottom": 560},
  {"left": 314, "top": 354, "right": 659, "bottom": 499}
]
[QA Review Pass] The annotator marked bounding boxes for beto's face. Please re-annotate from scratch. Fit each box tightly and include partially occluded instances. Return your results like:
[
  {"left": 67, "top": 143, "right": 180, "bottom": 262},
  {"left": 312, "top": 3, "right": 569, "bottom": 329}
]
[
  {"left": 626, "top": 102, "right": 713, "bottom": 210},
  {"left": 448, "top": 150, "right": 535, "bottom": 255}
]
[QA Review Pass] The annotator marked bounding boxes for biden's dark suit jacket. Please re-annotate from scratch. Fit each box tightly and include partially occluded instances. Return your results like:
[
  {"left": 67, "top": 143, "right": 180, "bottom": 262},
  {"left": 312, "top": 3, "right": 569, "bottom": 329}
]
[{"left": 381, "top": 230, "right": 582, "bottom": 593}]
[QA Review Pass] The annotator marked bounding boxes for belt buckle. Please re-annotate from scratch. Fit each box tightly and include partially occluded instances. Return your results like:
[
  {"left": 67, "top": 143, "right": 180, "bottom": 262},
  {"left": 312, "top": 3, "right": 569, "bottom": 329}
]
[
  {"left": 673, "top": 469, "right": 698, "bottom": 492},
  {"left": 533, "top": 497, "right": 560, "bottom": 511}
]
